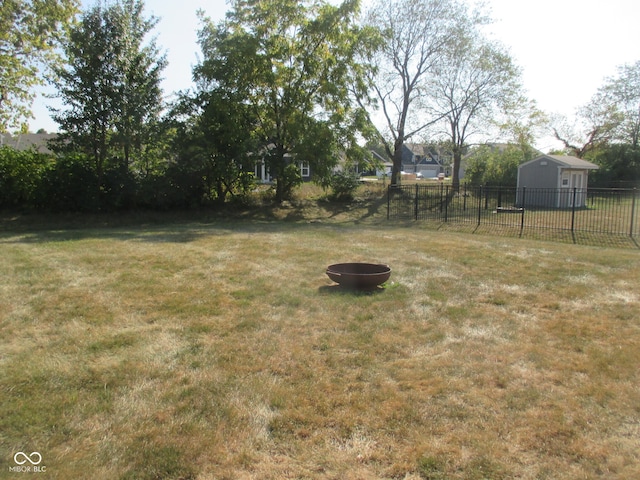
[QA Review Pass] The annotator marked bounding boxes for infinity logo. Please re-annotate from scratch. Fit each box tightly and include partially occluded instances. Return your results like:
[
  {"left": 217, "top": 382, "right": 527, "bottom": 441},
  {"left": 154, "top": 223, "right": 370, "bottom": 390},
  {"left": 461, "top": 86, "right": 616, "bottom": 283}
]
[{"left": 14, "top": 452, "right": 42, "bottom": 465}]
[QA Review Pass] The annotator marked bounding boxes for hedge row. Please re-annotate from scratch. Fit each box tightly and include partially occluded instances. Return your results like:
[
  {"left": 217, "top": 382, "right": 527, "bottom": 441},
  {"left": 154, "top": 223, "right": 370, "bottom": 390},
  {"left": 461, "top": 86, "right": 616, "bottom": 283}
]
[{"left": 0, "top": 148, "right": 216, "bottom": 212}]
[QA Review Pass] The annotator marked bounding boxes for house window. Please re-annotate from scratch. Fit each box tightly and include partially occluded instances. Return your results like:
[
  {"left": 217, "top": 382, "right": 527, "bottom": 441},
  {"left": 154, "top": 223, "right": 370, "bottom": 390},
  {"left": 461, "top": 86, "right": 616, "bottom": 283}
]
[{"left": 300, "top": 162, "right": 310, "bottom": 177}]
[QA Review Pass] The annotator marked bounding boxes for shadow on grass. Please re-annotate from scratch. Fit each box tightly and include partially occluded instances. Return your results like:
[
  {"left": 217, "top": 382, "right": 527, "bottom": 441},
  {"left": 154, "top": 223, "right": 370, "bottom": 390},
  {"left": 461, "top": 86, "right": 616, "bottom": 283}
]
[
  {"left": 3, "top": 197, "right": 636, "bottom": 249},
  {"left": 0, "top": 194, "right": 390, "bottom": 245},
  {"left": 318, "top": 284, "right": 387, "bottom": 296},
  {"left": 0, "top": 229, "right": 212, "bottom": 244},
  {"left": 0, "top": 209, "right": 304, "bottom": 244}
]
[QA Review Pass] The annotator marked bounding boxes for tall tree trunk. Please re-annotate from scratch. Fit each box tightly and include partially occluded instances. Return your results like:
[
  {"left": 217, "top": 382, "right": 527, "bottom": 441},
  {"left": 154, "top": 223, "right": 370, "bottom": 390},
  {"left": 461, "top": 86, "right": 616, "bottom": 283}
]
[
  {"left": 275, "top": 177, "right": 285, "bottom": 203},
  {"left": 390, "top": 138, "right": 404, "bottom": 185},
  {"left": 451, "top": 148, "right": 462, "bottom": 192},
  {"left": 271, "top": 149, "right": 287, "bottom": 203}
]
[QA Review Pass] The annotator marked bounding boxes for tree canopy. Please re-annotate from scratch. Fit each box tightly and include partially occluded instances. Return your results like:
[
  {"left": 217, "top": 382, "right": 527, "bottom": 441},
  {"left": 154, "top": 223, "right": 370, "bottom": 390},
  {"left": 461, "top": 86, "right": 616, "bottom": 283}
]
[
  {"left": 551, "top": 60, "right": 640, "bottom": 186},
  {"left": 195, "top": 0, "right": 376, "bottom": 202},
  {"left": 0, "top": 0, "right": 79, "bottom": 131},
  {"left": 363, "top": 0, "right": 484, "bottom": 185},
  {"left": 51, "top": 0, "right": 166, "bottom": 186},
  {"left": 427, "top": 36, "right": 524, "bottom": 190}
]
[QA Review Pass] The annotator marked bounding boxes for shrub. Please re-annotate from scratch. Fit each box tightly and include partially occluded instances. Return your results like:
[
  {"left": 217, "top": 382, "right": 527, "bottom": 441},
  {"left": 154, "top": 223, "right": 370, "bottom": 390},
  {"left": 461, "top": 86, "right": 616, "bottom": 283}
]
[
  {"left": 326, "top": 170, "right": 360, "bottom": 201},
  {"left": 465, "top": 145, "right": 523, "bottom": 186},
  {"left": 0, "top": 147, "right": 52, "bottom": 210},
  {"left": 278, "top": 163, "right": 303, "bottom": 201},
  {"left": 36, "top": 154, "right": 100, "bottom": 212}
]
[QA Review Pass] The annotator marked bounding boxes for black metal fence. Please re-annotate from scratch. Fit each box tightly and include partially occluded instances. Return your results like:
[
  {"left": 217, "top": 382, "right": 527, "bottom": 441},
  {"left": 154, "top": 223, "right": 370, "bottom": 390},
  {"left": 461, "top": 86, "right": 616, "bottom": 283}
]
[{"left": 387, "top": 184, "right": 639, "bottom": 245}]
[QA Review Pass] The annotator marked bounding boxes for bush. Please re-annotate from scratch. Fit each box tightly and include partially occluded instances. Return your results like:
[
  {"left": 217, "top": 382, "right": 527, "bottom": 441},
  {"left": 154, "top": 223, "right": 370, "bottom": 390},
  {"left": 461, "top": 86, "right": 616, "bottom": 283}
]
[
  {"left": 326, "top": 170, "right": 360, "bottom": 201},
  {"left": 465, "top": 145, "right": 523, "bottom": 186},
  {"left": 162, "top": 161, "right": 209, "bottom": 209},
  {"left": 101, "top": 165, "right": 138, "bottom": 211},
  {"left": 36, "top": 154, "right": 100, "bottom": 212},
  {"left": 277, "top": 163, "right": 303, "bottom": 201},
  {"left": 0, "top": 147, "right": 52, "bottom": 210}
]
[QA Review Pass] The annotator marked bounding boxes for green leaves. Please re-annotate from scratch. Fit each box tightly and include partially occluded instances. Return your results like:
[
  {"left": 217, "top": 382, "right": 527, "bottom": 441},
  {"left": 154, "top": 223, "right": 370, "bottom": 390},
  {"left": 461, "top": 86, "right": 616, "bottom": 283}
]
[
  {"left": 586, "top": 60, "right": 640, "bottom": 148},
  {"left": 554, "top": 61, "right": 640, "bottom": 164},
  {"left": 0, "top": 0, "right": 80, "bottom": 131},
  {"left": 51, "top": 0, "right": 166, "bottom": 183},
  {"left": 195, "top": 0, "right": 375, "bottom": 201},
  {"left": 464, "top": 145, "right": 526, "bottom": 187}
]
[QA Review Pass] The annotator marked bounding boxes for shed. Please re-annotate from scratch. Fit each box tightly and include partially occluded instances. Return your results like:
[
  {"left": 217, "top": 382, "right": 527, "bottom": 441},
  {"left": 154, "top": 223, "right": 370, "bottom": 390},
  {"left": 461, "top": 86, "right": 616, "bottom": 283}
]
[{"left": 517, "top": 154, "right": 599, "bottom": 208}]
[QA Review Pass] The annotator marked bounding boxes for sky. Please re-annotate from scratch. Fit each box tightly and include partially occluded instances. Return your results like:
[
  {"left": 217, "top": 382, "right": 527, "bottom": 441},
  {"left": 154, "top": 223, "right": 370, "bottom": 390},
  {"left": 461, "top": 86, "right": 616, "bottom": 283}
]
[{"left": 30, "top": 0, "right": 640, "bottom": 151}]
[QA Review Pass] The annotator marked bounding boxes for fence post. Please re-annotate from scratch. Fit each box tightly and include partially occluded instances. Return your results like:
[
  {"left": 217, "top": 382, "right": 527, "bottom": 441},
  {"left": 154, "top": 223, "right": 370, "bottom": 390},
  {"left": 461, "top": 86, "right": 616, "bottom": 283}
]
[
  {"left": 520, "top": 187, "right": 526, "bottom": 237},
  {"left": 387, "top": 185, "right": 390, "bottom": 220},
  {"left": 414, "top": 184, "right": 419, "bottom": 221},
  {"left": 631, "top": 188, "right": 637, "bottom": 238},
  {"left": 571, "top": 187, "right": 577, "bottom": 233},
  {"left": 477, "top": 185, "right": 483, "bottom": 226},
  {"left": 444, "top": 185, "right": 449, "bottom": 222},
  {"left": 484, "top": 183, "right": 490, "bottom": 210},
  {"left": 463, "top": 183, "right": 467, "bottom": 211}
]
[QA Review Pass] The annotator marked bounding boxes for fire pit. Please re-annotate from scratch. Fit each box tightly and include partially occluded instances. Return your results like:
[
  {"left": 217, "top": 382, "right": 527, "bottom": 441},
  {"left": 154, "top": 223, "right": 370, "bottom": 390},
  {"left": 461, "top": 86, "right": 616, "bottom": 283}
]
[{"left": 325, "top": 262, "right": 391, "bottom": 289}]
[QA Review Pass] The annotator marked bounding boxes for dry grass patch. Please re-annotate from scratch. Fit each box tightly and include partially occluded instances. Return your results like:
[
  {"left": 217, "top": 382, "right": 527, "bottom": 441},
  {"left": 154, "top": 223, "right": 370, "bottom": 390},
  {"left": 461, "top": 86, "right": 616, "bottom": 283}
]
[{"left": 1, "top": 216, "right": 639, "bottom": 479}]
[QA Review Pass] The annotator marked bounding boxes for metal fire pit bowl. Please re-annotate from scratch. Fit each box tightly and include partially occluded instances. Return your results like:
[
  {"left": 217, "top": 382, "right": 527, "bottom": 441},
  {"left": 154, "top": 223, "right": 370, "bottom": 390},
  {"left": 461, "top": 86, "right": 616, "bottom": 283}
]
[{"left": 326, "top": 262, "right": 391, "bottom": 289}]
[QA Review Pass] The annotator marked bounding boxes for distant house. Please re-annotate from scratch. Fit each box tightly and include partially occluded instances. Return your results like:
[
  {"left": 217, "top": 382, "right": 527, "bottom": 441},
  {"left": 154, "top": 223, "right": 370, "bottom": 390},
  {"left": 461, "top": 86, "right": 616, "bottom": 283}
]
[
  {"left": 369, "top": 150, "right": 392, "bottom": 177},
  {"left": 0, "top": 133, "right": 56, "bottom": 154},
  {"left": 401, "top": 143, "right": 448, "bottom": 178},
  {"left": 517, "top": 154, "right": 599, "bottom": 208},
  {"left": 253, "top": 155, "right": 312, "bottom": 184}
]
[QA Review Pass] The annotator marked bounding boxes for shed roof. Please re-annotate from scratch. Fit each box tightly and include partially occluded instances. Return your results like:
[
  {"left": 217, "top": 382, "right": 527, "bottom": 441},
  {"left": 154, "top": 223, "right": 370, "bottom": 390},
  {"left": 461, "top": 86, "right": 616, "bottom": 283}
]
[{"left": 520, "top": 154, "right": 599, "bottom": 170}]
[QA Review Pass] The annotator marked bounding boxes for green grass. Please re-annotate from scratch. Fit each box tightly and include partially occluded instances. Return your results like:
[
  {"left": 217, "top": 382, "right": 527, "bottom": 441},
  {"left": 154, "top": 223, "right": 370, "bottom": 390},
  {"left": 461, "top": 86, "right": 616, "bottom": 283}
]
[{"left": 1, "top": 202, "right": 639, "bottom": 479}]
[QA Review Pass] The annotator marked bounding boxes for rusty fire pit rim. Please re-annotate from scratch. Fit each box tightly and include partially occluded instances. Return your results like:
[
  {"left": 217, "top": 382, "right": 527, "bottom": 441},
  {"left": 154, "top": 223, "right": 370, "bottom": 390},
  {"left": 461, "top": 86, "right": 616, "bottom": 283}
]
[
  {"left": 326, "top": 262, "right": 392, "bottom": 274},
  {"left": 325, "top": 262, "right": 392, "bottom": 289}
]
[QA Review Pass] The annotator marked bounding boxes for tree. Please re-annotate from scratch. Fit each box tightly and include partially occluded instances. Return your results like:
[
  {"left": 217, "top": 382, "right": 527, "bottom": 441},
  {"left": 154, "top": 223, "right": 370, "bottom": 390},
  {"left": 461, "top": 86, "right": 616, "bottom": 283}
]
[
  {"left": 592, "top": 61, "right": 640, "bottom": 148},
  {"left": 112, "top": 0, "right": 167, "bottom": 171},
  {"left": 363, "top": 0, "right": 480, "bottom": 185},
  {"left": 554, "top": 61, "right": 640, "bottom": 157},
  {"left": 0, "top": 0, "right": 79, "bottom": 131},
  {"left": 195, "top": 0, "right": 375, "bottom": 202},
  {"left": 464, "top": 144, "right": 525, "bottom": 187},
  {"left": 51, "top": 0, "right": 166, "bottom": 187},
  {"left": 551, "top": 112, "right": 614, "bottom": 159},
  {"left": 588, "top": 143, "right": 640, "bottom": 187},
  {"left": 427, "top": 36, "right": 524, "bottom": 191},
  {"left": 167, "top": 88, "right": 258, "bottom": 207}
]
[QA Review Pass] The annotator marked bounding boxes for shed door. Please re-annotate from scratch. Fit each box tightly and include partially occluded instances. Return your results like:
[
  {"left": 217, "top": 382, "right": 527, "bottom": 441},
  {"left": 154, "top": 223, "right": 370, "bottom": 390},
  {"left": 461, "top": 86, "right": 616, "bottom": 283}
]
[{"left": 562, "top": 171, "right": 586, "bottom": 207}]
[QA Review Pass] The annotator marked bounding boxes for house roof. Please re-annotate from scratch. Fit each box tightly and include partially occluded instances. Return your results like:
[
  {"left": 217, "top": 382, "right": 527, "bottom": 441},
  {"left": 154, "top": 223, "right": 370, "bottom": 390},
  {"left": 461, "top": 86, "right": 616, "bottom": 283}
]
[
  {"left": 402, "top": 143, "right": 446, "bottom": 166},
  {"left": 0, "top": 133, "right": 57, "bottom": 154},
  {"left": 520, "top": 154, "right": 599, "bottom": 170},
  {"left": 370, "top": 150, "right": 388, "bottom": 163},
  {"left": 546, "top": 155, "right": 599, "bottom": 169}
]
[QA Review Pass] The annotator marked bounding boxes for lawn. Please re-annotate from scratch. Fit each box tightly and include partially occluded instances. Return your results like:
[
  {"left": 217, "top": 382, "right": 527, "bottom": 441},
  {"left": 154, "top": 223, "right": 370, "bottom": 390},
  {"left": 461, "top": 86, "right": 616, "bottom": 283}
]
[{"left": 1, "top": 207, "right": 639, "bottom": 479}]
